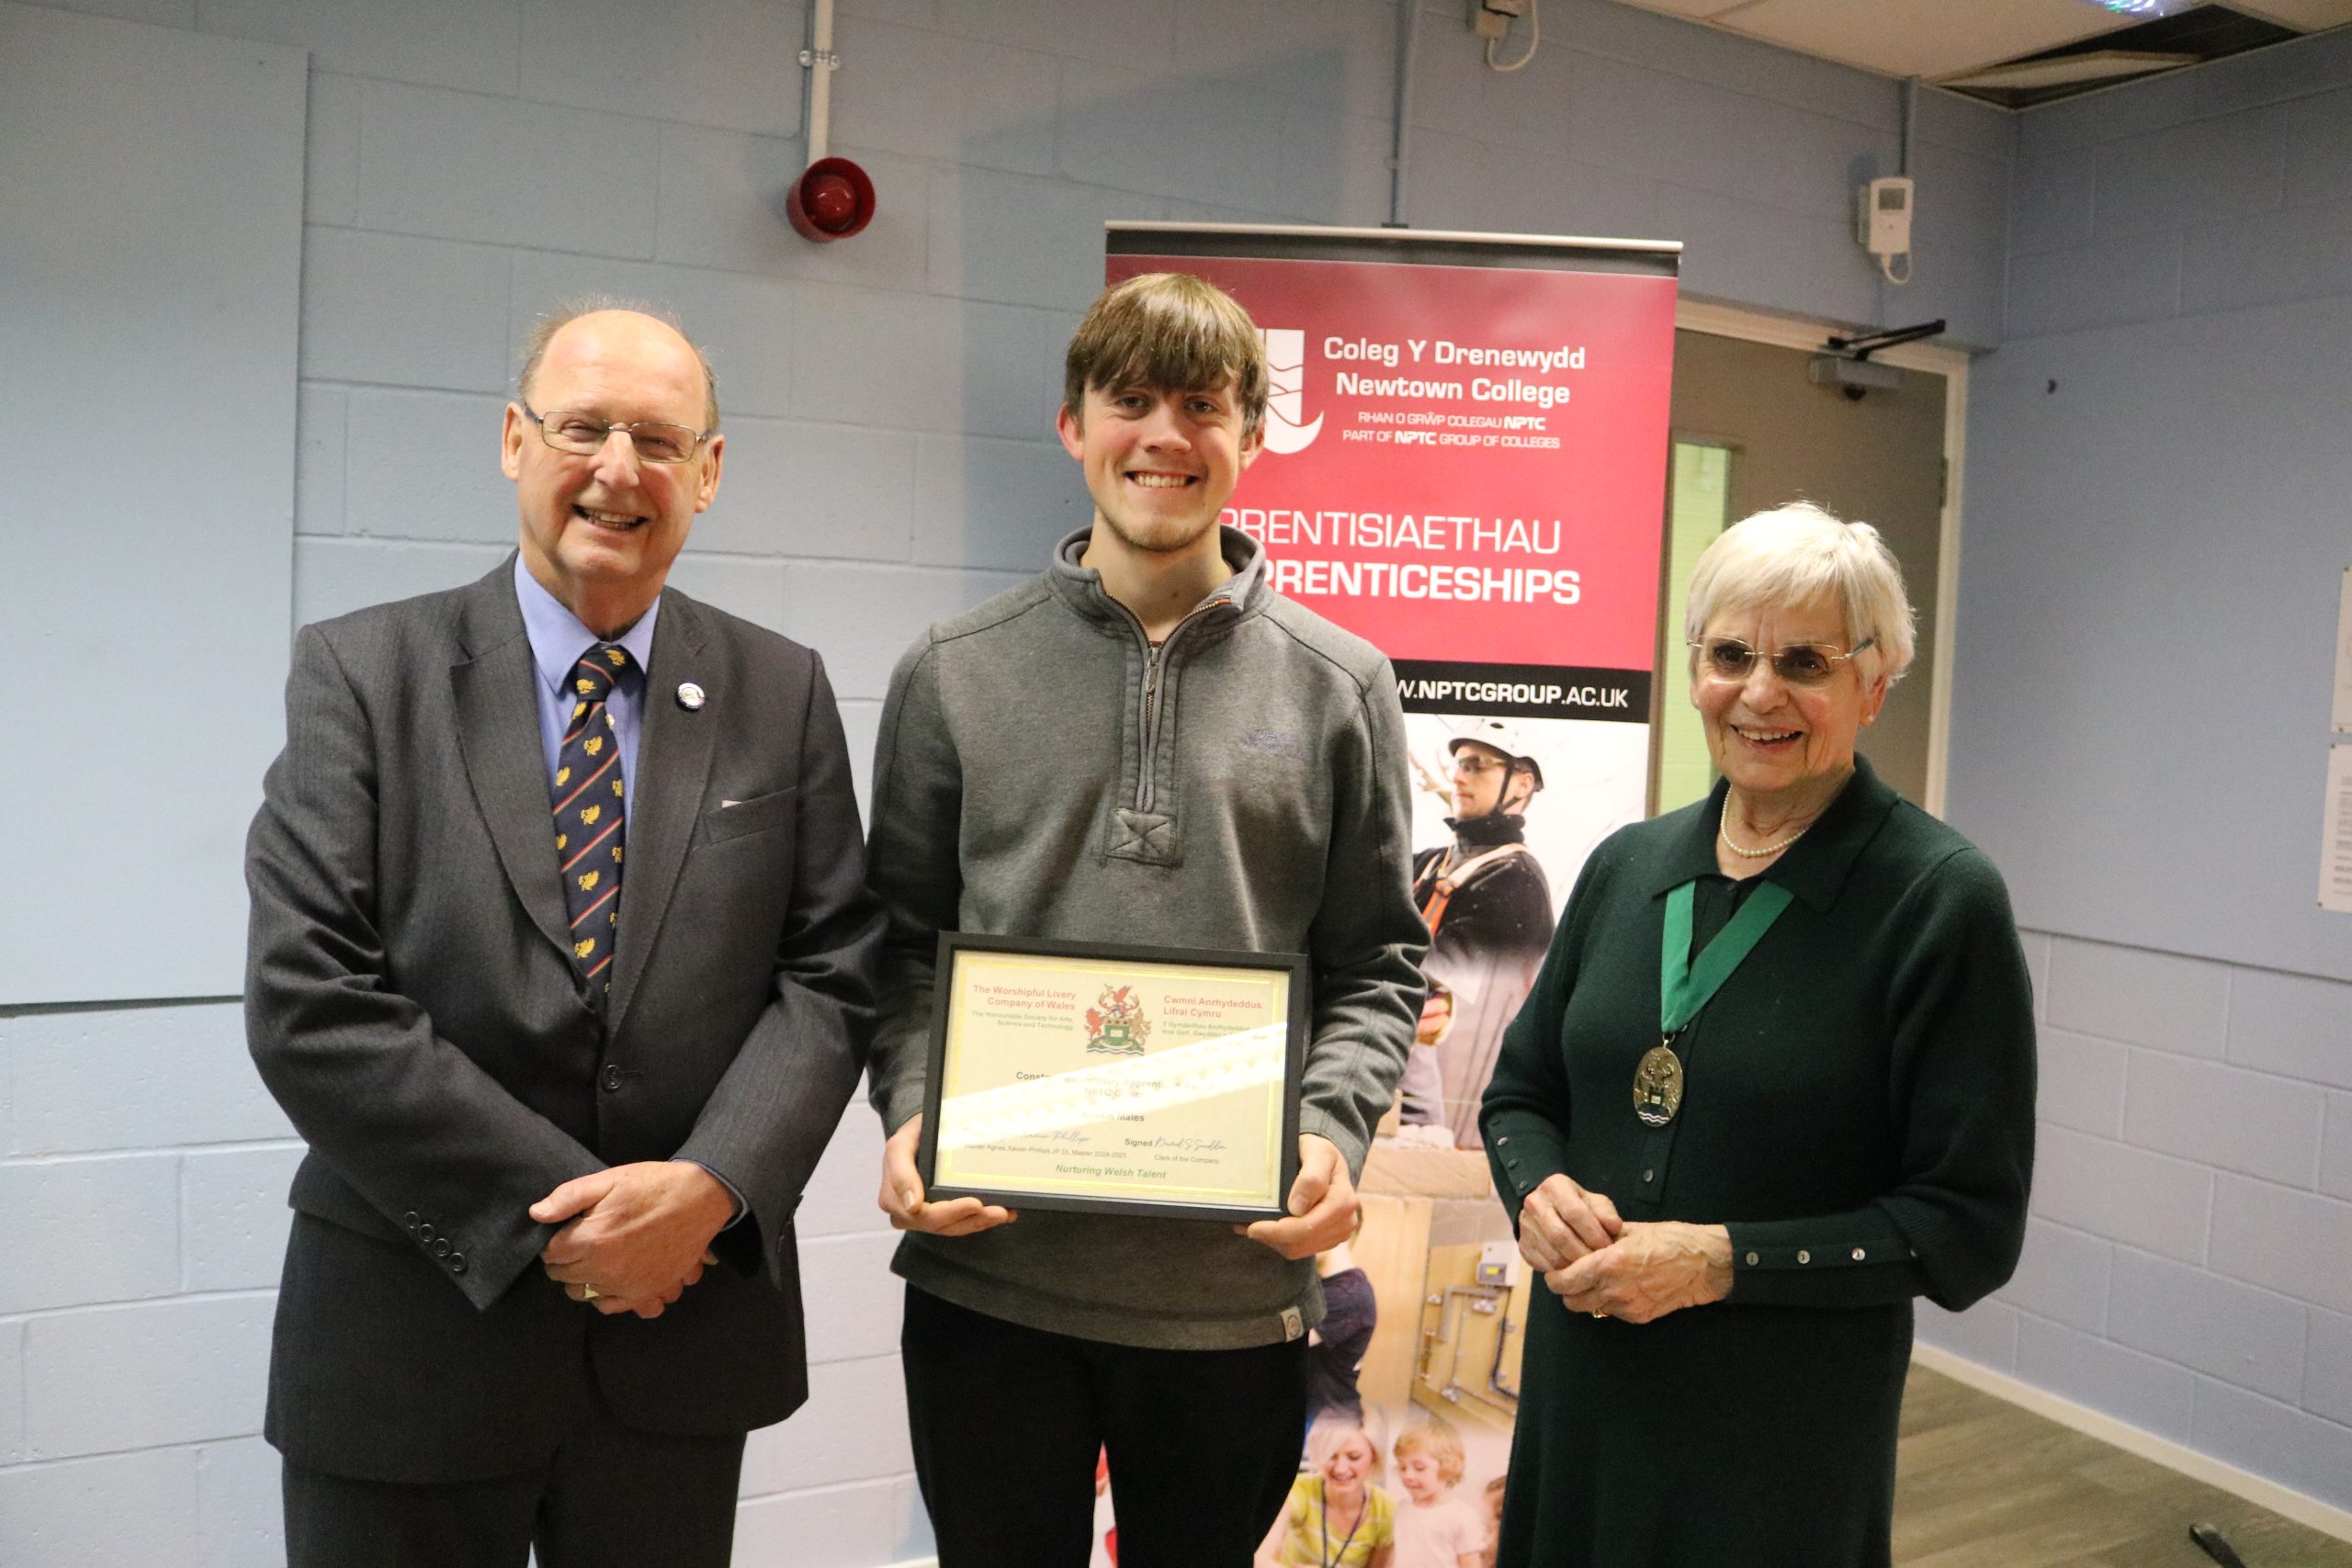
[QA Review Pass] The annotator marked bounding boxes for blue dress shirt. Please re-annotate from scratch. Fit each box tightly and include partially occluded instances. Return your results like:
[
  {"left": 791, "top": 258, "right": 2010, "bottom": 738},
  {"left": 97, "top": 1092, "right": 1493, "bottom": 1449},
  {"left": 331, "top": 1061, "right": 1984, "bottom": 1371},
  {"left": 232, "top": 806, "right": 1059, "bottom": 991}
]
[
  {"left": 514, "top": 555, "right": 658, "bottom": 799},
  {"left": 512, "top": 557, "right": 742, "bottom": 1224}
]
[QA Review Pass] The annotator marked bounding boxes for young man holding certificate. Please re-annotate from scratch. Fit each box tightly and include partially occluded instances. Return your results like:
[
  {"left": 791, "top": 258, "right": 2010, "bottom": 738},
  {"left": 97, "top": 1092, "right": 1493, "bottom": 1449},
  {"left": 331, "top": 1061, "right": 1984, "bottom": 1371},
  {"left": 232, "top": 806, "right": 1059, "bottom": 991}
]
[{"left": 865, "top": 272, "right": 1427, "bottom": 1567}]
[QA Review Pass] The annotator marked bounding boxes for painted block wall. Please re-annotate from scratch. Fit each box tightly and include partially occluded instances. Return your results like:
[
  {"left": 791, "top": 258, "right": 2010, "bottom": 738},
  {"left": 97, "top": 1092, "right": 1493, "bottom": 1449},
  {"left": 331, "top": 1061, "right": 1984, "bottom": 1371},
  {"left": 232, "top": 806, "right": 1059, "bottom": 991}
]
[
  {"left": 0, "top": 1, "right": 2014, "bottom": 1563},
  {"left": 1928, "top": 28, "right": 2352, "bottom": 1517}
]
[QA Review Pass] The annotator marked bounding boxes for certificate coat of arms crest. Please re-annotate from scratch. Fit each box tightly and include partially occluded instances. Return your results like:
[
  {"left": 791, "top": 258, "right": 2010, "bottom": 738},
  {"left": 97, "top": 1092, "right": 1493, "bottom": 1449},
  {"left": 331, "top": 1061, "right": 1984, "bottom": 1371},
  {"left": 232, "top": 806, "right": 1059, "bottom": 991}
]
[{"left": 1083, "top": 985, "right": 1151, "bottom": 1056}]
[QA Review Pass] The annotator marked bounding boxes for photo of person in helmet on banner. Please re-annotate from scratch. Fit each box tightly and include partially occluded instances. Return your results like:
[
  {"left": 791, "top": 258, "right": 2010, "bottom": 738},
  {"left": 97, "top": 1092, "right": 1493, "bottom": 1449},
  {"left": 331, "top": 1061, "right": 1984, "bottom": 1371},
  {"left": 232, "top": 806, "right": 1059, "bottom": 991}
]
[{"left": 1399, "top": 718, "right": 1556, "bottom": 1149}]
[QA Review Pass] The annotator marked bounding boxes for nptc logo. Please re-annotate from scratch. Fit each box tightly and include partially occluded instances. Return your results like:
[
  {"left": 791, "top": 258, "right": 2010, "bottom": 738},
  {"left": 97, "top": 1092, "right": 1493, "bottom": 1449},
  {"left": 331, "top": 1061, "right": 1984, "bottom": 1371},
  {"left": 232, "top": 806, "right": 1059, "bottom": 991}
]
[{"left": 1259, "top": 328, "right": 1323, "bottom": 455}]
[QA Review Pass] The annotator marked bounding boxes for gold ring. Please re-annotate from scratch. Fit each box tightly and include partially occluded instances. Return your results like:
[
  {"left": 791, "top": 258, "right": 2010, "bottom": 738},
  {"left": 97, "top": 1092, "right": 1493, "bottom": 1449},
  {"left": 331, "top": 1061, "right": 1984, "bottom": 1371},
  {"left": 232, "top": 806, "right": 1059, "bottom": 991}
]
[{"left": 580, "top": 1284, "right": 601, "bottom": 1302}]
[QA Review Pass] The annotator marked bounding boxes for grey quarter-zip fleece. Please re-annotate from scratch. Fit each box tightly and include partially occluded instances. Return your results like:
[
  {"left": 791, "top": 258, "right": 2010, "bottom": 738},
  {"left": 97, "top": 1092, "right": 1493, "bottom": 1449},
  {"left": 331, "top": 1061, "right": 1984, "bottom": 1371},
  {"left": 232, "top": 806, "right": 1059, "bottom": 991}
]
[{"left": 865, "top": 525, "right": 1428, "bottom": 1349}]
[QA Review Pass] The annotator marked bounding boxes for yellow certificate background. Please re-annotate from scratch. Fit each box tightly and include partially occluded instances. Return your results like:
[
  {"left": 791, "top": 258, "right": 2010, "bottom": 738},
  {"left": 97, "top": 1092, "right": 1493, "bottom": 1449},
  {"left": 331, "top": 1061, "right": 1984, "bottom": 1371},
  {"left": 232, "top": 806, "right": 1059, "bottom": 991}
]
[{"left": 933, "top": 951, "right": 1288, "bottom": 1209}]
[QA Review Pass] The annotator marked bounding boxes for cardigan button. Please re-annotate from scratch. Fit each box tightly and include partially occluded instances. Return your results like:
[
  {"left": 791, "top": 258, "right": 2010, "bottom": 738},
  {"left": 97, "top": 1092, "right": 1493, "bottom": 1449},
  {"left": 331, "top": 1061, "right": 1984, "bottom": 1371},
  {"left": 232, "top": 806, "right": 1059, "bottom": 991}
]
[
  {"left": 1853, "top": 1247, "right": 1866, "bottom": 1260},
  {"left": 1744, "top": 1251, "right": 1758, "bottom": 1267},
  {"left": 1797, "top": 1249, "right": 1811, "bottom": 1264}
]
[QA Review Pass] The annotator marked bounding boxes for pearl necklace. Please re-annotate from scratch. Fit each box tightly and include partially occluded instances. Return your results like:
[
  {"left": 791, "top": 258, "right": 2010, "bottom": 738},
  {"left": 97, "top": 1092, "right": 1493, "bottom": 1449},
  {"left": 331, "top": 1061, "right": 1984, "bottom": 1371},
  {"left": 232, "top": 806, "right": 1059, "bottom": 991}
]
[{"left": 1719, "top": 802, "right": 1810, "bottom": 860}]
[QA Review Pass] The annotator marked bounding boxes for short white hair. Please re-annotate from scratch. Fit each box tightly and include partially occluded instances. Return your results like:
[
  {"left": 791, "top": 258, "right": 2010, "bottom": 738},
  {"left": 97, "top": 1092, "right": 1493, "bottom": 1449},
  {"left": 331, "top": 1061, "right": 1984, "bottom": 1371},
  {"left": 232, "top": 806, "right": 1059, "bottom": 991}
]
[{"left": 1682, "top": 502, "right": 1916, "bottom": 683}]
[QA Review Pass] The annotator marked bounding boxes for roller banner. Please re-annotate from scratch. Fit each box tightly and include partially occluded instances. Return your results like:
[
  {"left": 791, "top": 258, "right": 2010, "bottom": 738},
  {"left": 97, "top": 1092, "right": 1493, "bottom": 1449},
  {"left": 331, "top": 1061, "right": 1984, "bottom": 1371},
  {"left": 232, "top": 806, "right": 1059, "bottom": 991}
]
[{"left": 1097, "top": 228, "right": 1679, "bottom": 1567}]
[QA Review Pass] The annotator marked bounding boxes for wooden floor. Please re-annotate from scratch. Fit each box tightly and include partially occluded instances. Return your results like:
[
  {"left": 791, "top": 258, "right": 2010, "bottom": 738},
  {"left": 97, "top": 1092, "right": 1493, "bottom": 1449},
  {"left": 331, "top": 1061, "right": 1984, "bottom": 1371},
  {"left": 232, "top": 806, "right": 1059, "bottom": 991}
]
[{"left": 1894, "top": 1366, "right": 2352, "bottom": 1567}]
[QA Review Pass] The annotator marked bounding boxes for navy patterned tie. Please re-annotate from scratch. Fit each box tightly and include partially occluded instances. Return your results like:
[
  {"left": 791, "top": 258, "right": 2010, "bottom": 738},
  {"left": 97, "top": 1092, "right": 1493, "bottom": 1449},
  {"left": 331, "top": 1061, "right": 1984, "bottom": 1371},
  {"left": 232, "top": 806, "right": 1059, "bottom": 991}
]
[{"left": 553, "top": 643, "right": 632, "bottom": 1000}]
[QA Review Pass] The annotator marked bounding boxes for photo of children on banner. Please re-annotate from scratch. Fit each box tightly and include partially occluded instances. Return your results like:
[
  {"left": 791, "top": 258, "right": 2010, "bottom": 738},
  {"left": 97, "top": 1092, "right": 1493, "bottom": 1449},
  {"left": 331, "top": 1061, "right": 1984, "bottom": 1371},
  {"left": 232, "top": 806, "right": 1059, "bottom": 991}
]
[
  {"left": 1259, "top": 1409, "right": 1396, "bottom": 1568},
  {"left": 1391, "top": 1416, "right": 1487, "bottom": 1568}
]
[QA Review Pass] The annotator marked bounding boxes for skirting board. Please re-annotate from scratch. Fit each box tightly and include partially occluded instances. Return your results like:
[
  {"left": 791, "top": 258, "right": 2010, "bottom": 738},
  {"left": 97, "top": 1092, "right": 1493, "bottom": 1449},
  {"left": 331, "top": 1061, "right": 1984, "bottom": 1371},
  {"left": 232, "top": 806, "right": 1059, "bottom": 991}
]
[
  {"left": 879, "top": 1350, "right": 2352, "bottom": 1568},
  {"left": 1911, "top": 1343, "right": 2352, "bottom": 1546}
]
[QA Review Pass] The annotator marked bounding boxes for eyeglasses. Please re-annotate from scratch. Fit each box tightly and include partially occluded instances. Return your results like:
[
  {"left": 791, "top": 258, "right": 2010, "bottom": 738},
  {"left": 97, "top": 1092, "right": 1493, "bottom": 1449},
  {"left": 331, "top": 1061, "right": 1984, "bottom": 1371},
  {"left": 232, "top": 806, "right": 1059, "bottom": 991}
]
[
  {"left": 1452, "top": 753, "right": 1515, "bottom": 776},
  {"left": 1690, "top": 635, "right": 1875, "bottom": 687},
  {"left": 521, "top": 400, "right": 712, "bottom": 465}
]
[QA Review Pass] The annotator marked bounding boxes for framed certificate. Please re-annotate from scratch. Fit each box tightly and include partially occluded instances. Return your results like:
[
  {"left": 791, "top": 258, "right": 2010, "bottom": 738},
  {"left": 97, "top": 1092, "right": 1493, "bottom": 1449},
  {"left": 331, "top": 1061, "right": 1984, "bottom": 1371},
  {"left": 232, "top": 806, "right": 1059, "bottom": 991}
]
[{"left": 917, "top": 933, "right": 1307, "bottom": 1222}]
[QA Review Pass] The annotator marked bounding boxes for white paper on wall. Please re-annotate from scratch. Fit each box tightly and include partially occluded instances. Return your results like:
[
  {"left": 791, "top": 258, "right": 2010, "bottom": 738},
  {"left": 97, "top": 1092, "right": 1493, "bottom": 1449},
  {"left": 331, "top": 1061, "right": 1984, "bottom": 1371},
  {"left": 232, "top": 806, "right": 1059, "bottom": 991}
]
[{"left": 2320, "top": 746, "right": 2352, "bottom": 914}]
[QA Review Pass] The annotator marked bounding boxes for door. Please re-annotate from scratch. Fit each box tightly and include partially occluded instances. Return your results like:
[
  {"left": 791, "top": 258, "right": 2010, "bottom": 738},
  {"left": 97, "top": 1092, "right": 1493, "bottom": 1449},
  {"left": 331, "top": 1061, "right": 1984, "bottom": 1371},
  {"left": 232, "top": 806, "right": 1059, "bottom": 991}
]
[{"left": 1655, "top": 329, "right": 1951, "bottom": 811}]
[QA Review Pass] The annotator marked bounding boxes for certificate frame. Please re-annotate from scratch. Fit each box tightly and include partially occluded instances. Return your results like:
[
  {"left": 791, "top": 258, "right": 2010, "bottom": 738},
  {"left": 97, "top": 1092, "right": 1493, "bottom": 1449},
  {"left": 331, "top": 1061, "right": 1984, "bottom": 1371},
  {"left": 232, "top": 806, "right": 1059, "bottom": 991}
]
[{"left": 916, "top": 931, "right": 1307, "bottom": 1222}]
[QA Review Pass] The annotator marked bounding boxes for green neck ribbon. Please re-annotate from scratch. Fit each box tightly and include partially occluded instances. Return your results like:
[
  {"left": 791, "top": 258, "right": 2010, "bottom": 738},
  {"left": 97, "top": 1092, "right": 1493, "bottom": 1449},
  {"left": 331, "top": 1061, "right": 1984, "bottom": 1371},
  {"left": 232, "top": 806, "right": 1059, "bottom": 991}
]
[{"left": 1660, "top": 878, "right": 1794, "bottom": 1037}]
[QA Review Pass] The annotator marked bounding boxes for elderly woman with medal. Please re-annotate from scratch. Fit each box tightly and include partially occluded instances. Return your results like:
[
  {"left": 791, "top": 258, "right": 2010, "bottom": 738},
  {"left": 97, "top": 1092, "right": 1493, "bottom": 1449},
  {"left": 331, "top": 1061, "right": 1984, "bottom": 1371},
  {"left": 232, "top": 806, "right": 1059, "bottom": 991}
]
[{"left": 1478, "top": 504, "right": 2036, "bottom": 1568}]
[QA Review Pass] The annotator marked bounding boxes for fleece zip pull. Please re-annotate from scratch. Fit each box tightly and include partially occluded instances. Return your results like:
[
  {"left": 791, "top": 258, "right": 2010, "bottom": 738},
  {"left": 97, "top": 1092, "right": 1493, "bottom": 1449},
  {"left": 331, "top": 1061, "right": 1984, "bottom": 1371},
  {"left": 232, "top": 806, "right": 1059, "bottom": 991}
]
[{"left": 1111, "top": 595, "right": 1232, "bottom": 816}]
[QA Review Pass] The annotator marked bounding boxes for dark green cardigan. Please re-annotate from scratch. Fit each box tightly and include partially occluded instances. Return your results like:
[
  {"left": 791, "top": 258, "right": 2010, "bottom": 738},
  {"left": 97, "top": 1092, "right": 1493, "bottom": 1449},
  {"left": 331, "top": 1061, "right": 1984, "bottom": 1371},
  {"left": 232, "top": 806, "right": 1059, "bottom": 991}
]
[{"left": 1479, "top": 757, "right": 2035, "bottom": 1567}]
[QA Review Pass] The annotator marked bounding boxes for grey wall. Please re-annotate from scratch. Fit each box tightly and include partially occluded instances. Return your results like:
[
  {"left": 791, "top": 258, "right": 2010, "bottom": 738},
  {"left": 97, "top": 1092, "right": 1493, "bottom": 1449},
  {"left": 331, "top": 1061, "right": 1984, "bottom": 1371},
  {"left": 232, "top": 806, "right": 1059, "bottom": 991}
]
[
  {"left": 1928, "top": 29, "right": 2352, "bottom": 1515},
  {"left": 0, "top": 0, "right": 2028, "bottom": 1563},
  {"left": 0, "top": 6, "right": 304, "bottom": 1004}
]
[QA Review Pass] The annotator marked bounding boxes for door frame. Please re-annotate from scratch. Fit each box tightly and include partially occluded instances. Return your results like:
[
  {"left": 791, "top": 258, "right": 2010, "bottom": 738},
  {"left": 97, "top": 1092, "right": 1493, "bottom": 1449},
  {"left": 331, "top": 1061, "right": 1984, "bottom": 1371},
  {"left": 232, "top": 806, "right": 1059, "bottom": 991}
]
[{"left": 1672, "top": 299, "right": 1972, "bottom": 818}]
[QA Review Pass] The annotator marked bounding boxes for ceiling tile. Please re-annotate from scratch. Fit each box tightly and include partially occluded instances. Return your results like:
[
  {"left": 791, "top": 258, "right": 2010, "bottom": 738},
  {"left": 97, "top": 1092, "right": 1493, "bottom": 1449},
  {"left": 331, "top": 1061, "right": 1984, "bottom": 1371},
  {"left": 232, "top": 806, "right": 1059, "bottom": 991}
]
[{"left": 1700, "top": 0, "right": 2132, "bottom": 80}]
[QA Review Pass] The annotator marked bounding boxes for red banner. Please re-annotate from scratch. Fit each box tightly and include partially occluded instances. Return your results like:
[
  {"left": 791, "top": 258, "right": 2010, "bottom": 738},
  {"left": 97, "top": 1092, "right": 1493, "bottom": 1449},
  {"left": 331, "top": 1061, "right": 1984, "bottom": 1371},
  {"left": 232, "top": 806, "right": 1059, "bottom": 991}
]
[{"left": 1107, "top": 250, "right": 1678, "bottom": 712}]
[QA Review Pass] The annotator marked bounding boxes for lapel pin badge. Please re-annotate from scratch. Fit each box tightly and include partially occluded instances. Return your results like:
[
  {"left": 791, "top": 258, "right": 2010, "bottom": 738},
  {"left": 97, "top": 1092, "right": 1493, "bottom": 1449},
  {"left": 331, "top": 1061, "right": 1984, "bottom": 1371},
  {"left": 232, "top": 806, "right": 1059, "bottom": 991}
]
[{"left": 676, "top": 682, "right": 707, "bottom": 711}]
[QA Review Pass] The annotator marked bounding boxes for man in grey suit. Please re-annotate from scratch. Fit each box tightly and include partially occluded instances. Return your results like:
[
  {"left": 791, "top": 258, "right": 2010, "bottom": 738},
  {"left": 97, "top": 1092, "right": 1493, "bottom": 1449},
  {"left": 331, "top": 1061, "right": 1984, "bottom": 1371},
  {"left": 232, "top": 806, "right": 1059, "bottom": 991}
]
[{"left": 244, "top": 303, "right": 883, "bottom": 1567}]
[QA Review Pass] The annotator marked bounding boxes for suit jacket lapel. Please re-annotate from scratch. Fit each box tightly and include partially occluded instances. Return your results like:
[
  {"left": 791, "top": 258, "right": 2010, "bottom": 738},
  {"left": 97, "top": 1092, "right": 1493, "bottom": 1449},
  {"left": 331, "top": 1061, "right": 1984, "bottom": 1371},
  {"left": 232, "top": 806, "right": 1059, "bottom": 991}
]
[
  {"left": 608, "top": 589, "right": 718, "bottom": 1032},
  {"left": 450, "top": 565, "right": 575, "bottom": 965}
]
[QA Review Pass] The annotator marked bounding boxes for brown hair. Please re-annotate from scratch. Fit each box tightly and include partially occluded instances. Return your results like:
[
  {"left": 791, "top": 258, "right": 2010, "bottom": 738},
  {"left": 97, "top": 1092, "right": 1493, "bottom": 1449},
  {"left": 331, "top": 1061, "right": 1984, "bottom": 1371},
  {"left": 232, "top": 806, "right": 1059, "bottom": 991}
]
[
  {"left": 1062, "top": 272, "right": 1269, "bottom": 436},
  {"left": 517, "top": 295, "right": 720, "bottom": 432}
]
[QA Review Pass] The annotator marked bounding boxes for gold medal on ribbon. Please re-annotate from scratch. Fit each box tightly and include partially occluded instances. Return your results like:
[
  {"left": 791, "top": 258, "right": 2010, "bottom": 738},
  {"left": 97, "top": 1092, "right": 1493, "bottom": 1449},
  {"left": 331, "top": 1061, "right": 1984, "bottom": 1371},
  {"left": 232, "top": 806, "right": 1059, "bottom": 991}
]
[{"left": 1633, "top": 1040, "right": 1684, "bottom": 1126}]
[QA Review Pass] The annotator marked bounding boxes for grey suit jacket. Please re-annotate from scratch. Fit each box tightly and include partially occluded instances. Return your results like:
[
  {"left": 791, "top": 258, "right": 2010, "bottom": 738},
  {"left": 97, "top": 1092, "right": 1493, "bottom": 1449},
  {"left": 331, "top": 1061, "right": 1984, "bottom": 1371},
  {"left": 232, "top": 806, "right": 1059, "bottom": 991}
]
[{"left": 245, "top": 559, "right": 882, "bottom": 1483}]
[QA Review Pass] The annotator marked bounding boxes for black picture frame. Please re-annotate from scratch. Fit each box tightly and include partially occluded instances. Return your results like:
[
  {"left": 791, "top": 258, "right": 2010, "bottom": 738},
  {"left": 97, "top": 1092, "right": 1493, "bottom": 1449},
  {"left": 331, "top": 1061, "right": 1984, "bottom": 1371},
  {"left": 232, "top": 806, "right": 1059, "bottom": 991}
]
[{"left": 915, "top": 931, "right": 1308, "bottom": 1223}]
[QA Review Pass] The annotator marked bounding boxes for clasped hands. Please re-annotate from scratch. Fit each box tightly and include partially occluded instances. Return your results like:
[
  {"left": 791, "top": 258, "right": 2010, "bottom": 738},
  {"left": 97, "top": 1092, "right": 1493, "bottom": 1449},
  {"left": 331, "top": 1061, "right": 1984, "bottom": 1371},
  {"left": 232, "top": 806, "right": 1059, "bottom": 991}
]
[
  {"left": 880, "top": 1117, "right": 1359, "bottom": 1261},
  {"left": 1517, "top": 1173, "right": 1732, "bottom": 1324},
  {"left": 533, "top": 1160, "right": 734, "bottom": 1319}
]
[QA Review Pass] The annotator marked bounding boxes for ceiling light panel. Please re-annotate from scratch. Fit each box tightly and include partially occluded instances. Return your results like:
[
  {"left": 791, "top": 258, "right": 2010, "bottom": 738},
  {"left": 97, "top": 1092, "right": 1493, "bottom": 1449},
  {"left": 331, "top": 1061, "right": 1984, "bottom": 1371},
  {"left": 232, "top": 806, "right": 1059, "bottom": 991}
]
[
  {"left": 2227, "top": 0, "right": 2352, "bottom": 27},
  {"left": 1943, "top": 49, "right": 2196, "bottom": 87},
  {"left": 1707, "top": 0, "right": 2135, "bottom": 78}
]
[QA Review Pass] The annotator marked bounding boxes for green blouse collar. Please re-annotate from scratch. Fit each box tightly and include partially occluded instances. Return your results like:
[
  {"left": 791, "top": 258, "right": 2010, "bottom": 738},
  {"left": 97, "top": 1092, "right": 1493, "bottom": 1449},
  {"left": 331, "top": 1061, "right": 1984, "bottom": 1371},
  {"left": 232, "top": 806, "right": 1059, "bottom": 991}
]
[{"left": 1646, "top": 754, "right": 1902, "bottom": 913}]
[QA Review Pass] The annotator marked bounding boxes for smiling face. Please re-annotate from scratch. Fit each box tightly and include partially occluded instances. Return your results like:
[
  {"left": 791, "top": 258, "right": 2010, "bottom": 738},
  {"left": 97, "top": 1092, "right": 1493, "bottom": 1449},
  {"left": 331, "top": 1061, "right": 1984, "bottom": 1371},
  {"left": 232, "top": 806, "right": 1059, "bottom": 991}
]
[
  {"left": 1317, "top": 1430, "right": 1377, "bottom": 1499},
  {"left": 1691, "top": 592, "right": 1887, "bottom": 813},
  {"left": 1056, "top": 378, "right": 1261, "bottom": 557},
  {"left": 502, "top": 310, "right": 722, "bottom": 636}
]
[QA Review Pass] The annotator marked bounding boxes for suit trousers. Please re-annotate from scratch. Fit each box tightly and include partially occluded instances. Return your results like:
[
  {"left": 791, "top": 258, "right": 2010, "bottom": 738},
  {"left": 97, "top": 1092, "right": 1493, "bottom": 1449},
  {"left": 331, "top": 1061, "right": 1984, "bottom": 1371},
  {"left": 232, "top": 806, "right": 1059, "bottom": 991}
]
[
  {"left": 901, "top": 1284, "right": 1308, "bottom": 1568},
  {"left": 280, "top": 1377, "right": 746, "bottom": 1568}
]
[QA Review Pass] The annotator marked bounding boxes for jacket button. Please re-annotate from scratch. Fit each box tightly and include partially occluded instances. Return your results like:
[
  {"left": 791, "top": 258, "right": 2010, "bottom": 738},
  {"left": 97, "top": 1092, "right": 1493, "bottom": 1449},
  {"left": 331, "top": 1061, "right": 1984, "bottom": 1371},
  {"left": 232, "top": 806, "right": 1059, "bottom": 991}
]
[
  {"left": 448, "top": 1253, "right": 468, "bottom": 1275},
  {"left": 602, "top": 1065, "right": 623, "bottom": 1092},
  {"left": 434, "top": 1238, "right": 451, "bottom": 1258},
  {"left": 402, "top": 1212, "right": 420, "bottom": 1232},
  {"left": 417, "top": 1224, "right": 435, "bottom": 1244}
]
